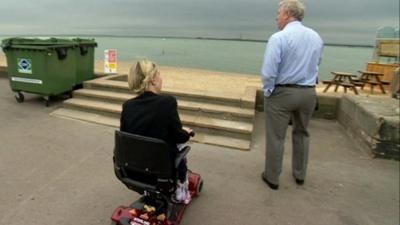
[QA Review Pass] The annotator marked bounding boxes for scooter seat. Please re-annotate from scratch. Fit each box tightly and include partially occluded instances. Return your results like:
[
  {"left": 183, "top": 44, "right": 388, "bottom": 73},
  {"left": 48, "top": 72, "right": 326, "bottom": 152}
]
[{"left": 113, "top": 130, "right": 189, "bottom": 195}]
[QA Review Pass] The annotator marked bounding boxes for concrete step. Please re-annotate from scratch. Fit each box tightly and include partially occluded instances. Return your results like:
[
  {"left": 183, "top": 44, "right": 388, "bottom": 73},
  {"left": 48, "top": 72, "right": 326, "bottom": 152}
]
[
  {"left": 73, "top": 89, "right": 137, "bottom": 103},
  {"left": 51, "top": 107, "right": 120, "bottom": 128},
  {"left": 83, "top": 78, "right": 255, "bottom": 108},
  {"left": 62, "top": 98, "right": 253, "bottom": 135},
  {"left": 50, "top": 108, "right": 251, "bottom": 150},
  {"left": 193, "top": 132, "right": 250, "bottom": 150},
  {"left": 61, "top": 75, "right": 258, "bottom": 150},
  {"left": 73, "top": 89, "right": 255, "bottom": 120}
]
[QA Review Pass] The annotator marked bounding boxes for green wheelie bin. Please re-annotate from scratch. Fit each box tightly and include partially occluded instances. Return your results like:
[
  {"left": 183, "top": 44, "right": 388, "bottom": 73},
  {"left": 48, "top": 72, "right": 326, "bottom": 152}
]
[
  {"left": 23, "top": 37, "right": 99, "bottom": 85},
  {"left": 1, "top": 38, "right": 78, "bottom": 106},
  {"left": 72, "top": 38, "right": 97, "bottom": 86}
]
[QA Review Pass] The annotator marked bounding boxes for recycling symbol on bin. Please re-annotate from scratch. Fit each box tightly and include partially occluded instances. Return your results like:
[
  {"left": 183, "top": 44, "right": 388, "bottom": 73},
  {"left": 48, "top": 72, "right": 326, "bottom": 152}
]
[
  {"left": 17, "top": 58, "right": 32, "bottom": 74},
  {"left": 19, "top": 59, "right": 30, "bottom": 69}
]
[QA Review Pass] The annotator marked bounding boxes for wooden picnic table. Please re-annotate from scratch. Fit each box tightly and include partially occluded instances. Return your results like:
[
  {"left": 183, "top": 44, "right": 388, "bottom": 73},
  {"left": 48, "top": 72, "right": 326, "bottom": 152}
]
[
  {"left": 357, "top": 70, "right": 388, "bottom": 94},
  {"left": 323, "top": 71, "right": 359, "bottom": 94}
]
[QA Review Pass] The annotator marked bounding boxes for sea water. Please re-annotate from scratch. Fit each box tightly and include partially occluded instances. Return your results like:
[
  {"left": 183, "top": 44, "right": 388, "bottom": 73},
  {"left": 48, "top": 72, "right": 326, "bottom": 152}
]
[
  {"left": 89, "top": 37, "right": 374, "bottom": 81},
  {"left": 1, "top": 36, "right": 373, "bottom": 80}
]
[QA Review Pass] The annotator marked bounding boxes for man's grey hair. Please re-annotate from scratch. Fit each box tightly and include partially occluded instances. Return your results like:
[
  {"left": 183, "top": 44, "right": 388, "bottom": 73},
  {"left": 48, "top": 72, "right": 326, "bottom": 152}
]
[{"left": 279, "top": 0, "right": 305, "bottom": 21}]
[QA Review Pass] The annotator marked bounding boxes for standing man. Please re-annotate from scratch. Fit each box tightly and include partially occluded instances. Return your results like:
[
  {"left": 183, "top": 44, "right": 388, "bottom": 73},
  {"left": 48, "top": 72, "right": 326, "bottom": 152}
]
[{"left": 261, "top": 0, "right": 323, "bottom": 190}]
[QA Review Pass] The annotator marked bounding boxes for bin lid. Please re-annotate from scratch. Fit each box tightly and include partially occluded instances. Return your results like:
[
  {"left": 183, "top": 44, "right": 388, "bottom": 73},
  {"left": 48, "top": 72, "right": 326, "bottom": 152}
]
[
  {"left": 2, "top": 37, "right": 76, "bottom": 46},
  {"left": 2, "top": 43, "right": 77, "bottom": 52},
  {"left": 72, "top": 38, "right": 98, "bottom": 47},
  {"left": 1, "top": 37, "right": 97, "bottom": 51}
]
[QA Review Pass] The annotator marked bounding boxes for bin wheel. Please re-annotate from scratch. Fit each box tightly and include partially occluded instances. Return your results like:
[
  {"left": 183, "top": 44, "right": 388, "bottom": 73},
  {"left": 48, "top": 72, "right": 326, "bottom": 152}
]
[
  {"left": 15, "top": 92, "right": 24, "bottom": 103},
  {"left": 44, "top": 96, "right": 50, "bottom": 107}
]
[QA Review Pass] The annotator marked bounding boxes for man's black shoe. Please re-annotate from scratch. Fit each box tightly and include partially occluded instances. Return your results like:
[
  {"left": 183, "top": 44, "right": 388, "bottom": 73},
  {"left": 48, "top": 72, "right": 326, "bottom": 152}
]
[
  {"left": 295, "top": 178, "right": 304, "bottom": 185},
  {"left": 261, "top": 172, "right": 279, "bottom": 190}
]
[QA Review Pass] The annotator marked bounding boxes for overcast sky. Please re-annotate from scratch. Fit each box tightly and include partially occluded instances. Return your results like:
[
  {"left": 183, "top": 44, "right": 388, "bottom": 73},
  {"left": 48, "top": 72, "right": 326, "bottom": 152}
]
[{"left": 0, "top": 0, "right": 398, "bottom": 45}]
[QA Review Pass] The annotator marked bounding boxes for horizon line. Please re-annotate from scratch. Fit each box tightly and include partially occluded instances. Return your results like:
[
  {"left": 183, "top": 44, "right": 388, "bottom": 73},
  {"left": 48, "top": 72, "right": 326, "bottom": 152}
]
[{"left": 0, "top": 34, "right": 374, "bottom": 48}]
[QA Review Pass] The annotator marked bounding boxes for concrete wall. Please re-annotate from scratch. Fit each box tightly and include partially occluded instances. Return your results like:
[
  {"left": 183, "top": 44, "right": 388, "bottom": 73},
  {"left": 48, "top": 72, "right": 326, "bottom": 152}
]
[
  {"left": 255, "top": 89, "right": 339, "bottom": 120},
  {"left": 337, "top": 95, "right": 400, "bottom": 160},
  {"left": 256, "top": 90, "right": 399, "bottom": 160}
]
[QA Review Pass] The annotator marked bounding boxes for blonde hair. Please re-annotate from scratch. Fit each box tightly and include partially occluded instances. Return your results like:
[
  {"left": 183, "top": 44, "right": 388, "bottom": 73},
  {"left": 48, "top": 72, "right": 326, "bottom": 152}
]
[
  {"left": 128, "top": 60, "right": 159, "bottom": 94},
  {"left": 279, "top": 0, "right": 305, "bottom": 21}
]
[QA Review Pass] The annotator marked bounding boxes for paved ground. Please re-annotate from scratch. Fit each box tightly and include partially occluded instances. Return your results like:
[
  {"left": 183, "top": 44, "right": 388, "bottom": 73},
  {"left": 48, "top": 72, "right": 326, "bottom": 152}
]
[{"left": 0, "top": 76, "right": 399, "bottom": 225}]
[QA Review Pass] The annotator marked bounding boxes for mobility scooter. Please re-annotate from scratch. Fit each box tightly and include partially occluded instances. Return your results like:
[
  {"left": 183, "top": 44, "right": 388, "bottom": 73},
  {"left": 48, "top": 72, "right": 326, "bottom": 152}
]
[{"left": 111, "top": 130, "right": 203, "bottom": 225}]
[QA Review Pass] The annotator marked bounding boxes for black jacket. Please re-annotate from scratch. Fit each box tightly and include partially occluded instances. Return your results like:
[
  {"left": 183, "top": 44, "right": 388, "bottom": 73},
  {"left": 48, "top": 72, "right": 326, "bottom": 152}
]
[{"left": 120, "top": 91, "right": 190, "bottom": 157}]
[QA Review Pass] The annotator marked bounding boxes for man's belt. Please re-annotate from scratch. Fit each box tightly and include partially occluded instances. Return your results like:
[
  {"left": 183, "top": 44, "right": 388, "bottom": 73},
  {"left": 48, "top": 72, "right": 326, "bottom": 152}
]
[{"left": 275, "top": 84, "right": 315, "bottom": 88}]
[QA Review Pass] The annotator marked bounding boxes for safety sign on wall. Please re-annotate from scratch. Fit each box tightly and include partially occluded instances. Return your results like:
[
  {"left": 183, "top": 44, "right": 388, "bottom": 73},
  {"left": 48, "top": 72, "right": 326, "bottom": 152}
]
[{"left": 104, "top": 49, "right": 117, "bottom": 74}]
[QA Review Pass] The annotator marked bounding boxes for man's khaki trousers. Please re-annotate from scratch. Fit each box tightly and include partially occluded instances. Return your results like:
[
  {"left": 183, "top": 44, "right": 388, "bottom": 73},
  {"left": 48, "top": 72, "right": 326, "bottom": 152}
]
[{"left": 264, "top": 87, "right": 316, "bottom": 185}]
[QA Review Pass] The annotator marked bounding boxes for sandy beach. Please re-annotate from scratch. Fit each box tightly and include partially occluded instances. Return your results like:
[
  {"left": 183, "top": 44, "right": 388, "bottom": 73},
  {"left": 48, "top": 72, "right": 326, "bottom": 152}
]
[{"left": 94, "top": 58, "right": 263, "bottom": 99}]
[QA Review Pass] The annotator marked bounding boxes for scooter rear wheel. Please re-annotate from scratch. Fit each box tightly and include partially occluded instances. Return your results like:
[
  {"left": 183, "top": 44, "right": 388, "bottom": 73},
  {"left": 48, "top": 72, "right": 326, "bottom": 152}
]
[{"left": 197, "top": 179, "right": 204, "bottom": 195}]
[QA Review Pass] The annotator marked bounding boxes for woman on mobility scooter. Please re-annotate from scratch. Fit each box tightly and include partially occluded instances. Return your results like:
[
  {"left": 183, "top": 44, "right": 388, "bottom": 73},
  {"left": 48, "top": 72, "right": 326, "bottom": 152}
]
[{"left": 120, "top": 59, "right": 193, "bottom": 204}]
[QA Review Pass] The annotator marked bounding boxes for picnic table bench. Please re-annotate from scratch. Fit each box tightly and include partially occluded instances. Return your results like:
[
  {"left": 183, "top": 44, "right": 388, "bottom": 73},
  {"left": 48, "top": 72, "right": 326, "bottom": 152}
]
[
  {"left": 357, "top": 70, "right": 388, "bottom": 94},
  {"left": 322, "top": 72, "right": 359, "bottom": 94}
]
